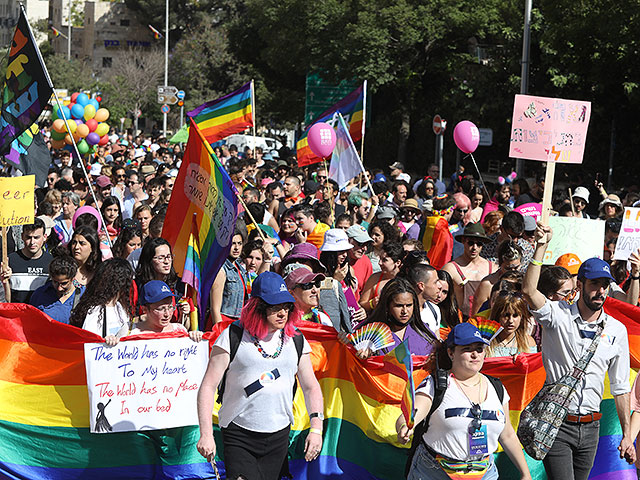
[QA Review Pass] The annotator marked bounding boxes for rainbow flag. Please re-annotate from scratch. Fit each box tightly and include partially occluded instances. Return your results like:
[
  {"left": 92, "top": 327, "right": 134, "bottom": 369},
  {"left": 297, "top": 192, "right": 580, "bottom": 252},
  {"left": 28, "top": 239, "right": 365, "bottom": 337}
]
[
  {"left": 0, "top": 304, "right": 212, "bottom": 479},
  {"left": 187, "top": 81, "right": 254, "bottom": 145},
  {"left": 383, "top": 340, "right": 416, "bottom": 428},
  {"left": 419, "top": 215, "right": 453, "bottom": 270},
  {"left": 50, "top": 26, "right": 67, "bottom": 39},
  {"left": 296, "top": 83, "right": 365, "bottom": 167},
  {"left": 181, "top": 214, "right": 202, "bottom": 304},
  {"left": 148, "top": 24, "right": 163, "bottom": 39},
  {"left": 161, "top": 119, "right": 238, "bottom": 322}
]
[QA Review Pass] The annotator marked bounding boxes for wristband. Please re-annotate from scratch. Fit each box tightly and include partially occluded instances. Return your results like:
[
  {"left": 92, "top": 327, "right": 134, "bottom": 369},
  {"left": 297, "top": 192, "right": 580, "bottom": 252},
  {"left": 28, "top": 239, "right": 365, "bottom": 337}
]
[
  {"left": 631, "top": 274, "right": 640, "bottom": 280},
  {"left": 369, "top": 299, "right": 375, "bottom": 309},
  {"left": 530, "top": 259, "right": 543, "bottom": 267},
  {"left": 309, "top": 428, "right": 323, "bottom": 435}
]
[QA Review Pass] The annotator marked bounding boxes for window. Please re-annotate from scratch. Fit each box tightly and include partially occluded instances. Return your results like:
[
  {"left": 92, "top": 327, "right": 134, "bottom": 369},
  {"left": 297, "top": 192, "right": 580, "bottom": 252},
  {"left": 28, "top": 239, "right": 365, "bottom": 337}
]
[
  {"left": 120, "top": 19, "right": 129, "bottom": 26},
  {"left": 102, "top": 57, "right": 112, "bottom": 68}
]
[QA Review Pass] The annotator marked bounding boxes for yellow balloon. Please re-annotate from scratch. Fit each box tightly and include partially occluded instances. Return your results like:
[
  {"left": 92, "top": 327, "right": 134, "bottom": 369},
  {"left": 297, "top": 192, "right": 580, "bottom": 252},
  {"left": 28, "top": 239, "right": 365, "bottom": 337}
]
[
  {"left": 95, "top": 123, "right": 109, "bottom": 137},
  {"left": 52, "top": 119, "right": 66, "bottom": 133},
  {"left": 76, "top": 124, "right": 90, "bottom": 138},
  {"left": 65, "top": 120, "right": 77, "bottom": 134},
  {"left": 94, "top": 108, "right": 110, "bottom": 122},
  {"left": 83, "top": 104, "right": 96, "bottom": 120},
  {"left": 64, "top": 134, "right": 73, "bottom": 145}
]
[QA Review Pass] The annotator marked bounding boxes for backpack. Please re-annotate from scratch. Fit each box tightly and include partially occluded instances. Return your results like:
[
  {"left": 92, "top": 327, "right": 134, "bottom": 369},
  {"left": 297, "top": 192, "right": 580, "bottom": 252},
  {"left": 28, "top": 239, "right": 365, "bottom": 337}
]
[
  {"left": 217, "top": 321, "right": 305, "bottom": 403},
  {"left": 404, "top": 369, "right": 505, "bottom": 477}
]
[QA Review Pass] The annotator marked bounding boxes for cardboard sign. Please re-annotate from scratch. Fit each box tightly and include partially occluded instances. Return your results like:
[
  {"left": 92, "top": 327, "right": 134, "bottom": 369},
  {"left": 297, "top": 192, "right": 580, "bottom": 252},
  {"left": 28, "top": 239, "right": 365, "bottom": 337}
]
[
  {"left": 84, "top": 337, "right": 209, "bottom": 433},
  {"left": 509, "top": 94, "right": 591, "bottom": 164},
  {"left": 543, "top": 216, "right": 604, "bottom": 264},
  {"left": 613, "top": 207, "right": 640, "bottom": 260},
  {"left": 0, "top": 175, "right": 35, "bottom": 226}
]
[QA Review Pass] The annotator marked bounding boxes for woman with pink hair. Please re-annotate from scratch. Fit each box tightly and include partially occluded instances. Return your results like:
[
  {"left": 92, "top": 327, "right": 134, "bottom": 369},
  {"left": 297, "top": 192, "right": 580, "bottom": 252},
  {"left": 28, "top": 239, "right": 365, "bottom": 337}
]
[{"left": 197, "top": 271, "right": 324, "bottom": 478}]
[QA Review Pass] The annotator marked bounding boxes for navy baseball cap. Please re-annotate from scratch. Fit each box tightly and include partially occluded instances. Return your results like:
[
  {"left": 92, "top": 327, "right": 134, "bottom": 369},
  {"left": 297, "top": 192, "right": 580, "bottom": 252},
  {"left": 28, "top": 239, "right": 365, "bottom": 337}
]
[
  {"left": 251, "top": 271, "right": 295, "bottom": 305},
  {"left": 141, "top": 280, "right": 174, "bottom": 305},
  {"left": 446, "top": 322, "right": 490, "bottom": 347},
  {"left": 577, "top": 258, "right": 615, "bottom": 282}
]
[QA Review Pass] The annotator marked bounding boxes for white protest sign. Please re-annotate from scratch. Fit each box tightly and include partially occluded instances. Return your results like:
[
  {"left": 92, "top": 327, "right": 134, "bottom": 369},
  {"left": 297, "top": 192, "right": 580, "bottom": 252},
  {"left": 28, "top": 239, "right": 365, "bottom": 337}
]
[
  {"left": 614, "top": 207, "right": 640, "bottom": 260},
  {"left": 84, "top": 337, "right": 209, "bottom": 433},
  {"left": 543, "top": 216, "right": 604, "bottom": 264}
]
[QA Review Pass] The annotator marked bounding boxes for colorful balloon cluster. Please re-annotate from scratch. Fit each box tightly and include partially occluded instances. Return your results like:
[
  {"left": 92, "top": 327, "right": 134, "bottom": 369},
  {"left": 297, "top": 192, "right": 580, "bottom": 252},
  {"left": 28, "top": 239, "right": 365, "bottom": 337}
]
[{"left": 50, "top": 92, "right": 111, "bottom": 155}]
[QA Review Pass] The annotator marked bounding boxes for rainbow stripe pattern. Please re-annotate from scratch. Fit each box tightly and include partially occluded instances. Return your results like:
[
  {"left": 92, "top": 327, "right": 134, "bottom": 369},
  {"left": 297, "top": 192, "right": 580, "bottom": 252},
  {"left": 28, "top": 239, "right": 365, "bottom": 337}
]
[
  {"left": 296, "top": 84, "right": 364, "bottom": 166},
  {"left": 383, "top": 340, "right": 416, "bottom": 428},
  {"left": 188, "top": 81, "right": 254, "bottom": 145},
  {"left": 469, "top": 317, "right": 504, "bottom": 343},
  {"left": 347, "top": 322, "right": 394, "bottom": 352},
  {"left": 162, "top": 119, "right": 238, "bottom": 321},
  {"left": 181, "top": 215, "right": 202, "bottom": 303}
]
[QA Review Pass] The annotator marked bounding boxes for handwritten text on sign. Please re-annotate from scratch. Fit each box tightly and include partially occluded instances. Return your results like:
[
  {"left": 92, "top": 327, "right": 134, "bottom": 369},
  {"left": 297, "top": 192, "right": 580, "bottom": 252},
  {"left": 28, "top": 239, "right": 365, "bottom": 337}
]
[
  {"left": 84, "top": 337, "right": 209, "bottom": 433},
  {"left": 614, "top": 208, "right": 640, "bottom": 261},
  {"left": 543, "top": 216, "right": 604, "bottom": 264},
  {"left": 0, "top": 175, "right": 34, "bottom": 226},
  {"left": 509, "top": 94, "right": 591, "bottom": 164}
]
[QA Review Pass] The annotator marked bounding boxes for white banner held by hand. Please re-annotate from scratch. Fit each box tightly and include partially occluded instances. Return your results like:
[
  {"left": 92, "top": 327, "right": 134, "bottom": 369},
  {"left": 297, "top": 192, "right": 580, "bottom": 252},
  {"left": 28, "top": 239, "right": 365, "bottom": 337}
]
[{"left": 84, "top": 337, "right": 209, "bottom": 433}]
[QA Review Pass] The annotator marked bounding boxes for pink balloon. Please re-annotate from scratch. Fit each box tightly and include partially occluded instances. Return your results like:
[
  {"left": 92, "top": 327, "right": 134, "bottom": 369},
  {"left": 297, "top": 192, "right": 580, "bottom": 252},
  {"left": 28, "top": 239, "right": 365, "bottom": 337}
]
[
  {"left": 453, "top": 120, "right": 480, "bottom": 154},
  {"left": 307, "top": 122, "right": 336, "bottom": 158}
]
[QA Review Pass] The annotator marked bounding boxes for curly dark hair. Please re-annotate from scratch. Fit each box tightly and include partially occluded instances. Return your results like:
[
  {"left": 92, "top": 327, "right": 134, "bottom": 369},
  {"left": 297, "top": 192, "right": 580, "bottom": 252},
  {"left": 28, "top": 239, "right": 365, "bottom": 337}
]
[
  {"left": 362, "top": 277, "right": 436, "bottom": 346},
  {"left": 68, "top": 225, "right": 102, "bottom": 273},
  {"left": 69, "top": 258, "right": 134, "bottom": 328},
  {"left": 135, "top": 237, "right": 178, "bottom": 291},
  {"left": 100, "top": 196, "right": 123, "bottom": 231},
  {"left": 111, "top": 225, "right": 142, "bottom": 259},
  {"left": 368, "top": 219, "right": 401, "bottom": 244}
]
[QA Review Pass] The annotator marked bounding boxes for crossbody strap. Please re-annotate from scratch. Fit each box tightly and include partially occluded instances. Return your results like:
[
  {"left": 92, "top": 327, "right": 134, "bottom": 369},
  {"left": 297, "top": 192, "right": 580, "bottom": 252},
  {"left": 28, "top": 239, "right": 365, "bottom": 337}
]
[{"left": 561, "top": 322, "right": 604, "bottom": 388}]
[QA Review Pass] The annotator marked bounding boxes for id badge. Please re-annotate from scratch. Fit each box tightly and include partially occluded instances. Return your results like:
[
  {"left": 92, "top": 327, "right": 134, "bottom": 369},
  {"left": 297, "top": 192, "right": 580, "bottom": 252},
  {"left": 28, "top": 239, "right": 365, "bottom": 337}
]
[{"left": 468, "top": 425, "right": 488, "bottom": 456}]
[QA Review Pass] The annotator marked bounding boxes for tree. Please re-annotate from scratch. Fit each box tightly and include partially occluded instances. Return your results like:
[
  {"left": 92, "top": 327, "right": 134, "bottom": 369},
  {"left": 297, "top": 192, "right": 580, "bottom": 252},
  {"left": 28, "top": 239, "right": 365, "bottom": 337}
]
[{"left": 100, "top": 48, "right": 165, "bottom": 126}]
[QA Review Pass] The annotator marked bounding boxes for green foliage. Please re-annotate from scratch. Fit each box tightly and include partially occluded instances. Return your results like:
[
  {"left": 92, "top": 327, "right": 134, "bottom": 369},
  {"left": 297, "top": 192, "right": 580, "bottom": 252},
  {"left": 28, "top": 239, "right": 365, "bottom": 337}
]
[{"left": 46, "top": 54, "right": 98, "bottom": 92}]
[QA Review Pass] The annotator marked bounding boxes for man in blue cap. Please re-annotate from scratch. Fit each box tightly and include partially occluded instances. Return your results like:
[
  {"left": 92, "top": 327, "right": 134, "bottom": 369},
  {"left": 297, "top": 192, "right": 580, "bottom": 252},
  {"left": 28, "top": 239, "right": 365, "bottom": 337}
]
[{"left": 522, "top": 224, "right": 634, "bottom": 479}]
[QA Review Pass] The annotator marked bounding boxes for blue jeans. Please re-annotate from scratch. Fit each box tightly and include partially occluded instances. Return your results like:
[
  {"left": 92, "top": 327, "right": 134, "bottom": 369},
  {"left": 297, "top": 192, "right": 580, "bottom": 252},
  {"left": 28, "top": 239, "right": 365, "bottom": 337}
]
[
  {"left": 408, "top": 444, "right": 499, "bottom": 480},
  {"left": 542, "top": 420, "right": 600, "bottom": 480}
]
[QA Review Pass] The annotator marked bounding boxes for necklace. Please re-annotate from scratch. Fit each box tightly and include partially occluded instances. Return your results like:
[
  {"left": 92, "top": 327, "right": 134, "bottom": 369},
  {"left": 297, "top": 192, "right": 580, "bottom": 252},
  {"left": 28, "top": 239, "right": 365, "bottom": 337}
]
[
  {"left": 453, "top": 373, "right": 482, "bottom": 388},
  {"left": 253, "top": 329, "right": 285, "bottom": 359},
  {"left": 453, "top": 374, "right": 483, "bottom": 405},
  {"left": 498, "top": 334, "right": 516, "bottom": 347}
]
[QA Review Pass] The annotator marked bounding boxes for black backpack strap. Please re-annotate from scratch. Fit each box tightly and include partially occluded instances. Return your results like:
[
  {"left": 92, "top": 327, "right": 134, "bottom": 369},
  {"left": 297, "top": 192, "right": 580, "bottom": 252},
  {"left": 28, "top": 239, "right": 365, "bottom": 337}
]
[
  {"left": 485, "top": 375, "right": 505, "bottom": 404},
  {"left": 405, "top": 368, "right": 449, "bottom": 477},
  {"left": 217, "top": 321, "right": 243, "bottom": 404},
  {"left": 292, "top": 330, "right": 304, "bottom": 363}
]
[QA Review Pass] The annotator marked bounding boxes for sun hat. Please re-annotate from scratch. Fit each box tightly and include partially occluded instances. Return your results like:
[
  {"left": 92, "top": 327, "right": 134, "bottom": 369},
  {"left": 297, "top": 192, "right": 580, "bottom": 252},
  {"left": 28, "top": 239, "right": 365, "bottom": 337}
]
[
  {"left": 572, "top": 186, "right": 590, "bottom": 203},
  {"left": 141, "top": 280, "right": 174, "bottom": 305},
  {"left": 598, "top": 194, "right": 623, "bottom": 211},
  {"left": 401, "top": 198, "right": 421, "bottom": 212},
  {"left": 454, "top": 223, "right": 491, "bottom": 243},
  {"left": 251, "top": 271, "right": 295, "bottom": 305},
  {"left": 37, "top": 215, "right": 55, "bottom": 237},
  {"left": 320, "top": 229, "right": 353, "bottom": 252},
  {"left": 577, "top": 257, "right": 614, "bottom": 282},
  {"left": 280, "top": 243, "right": 326, "bottom": 273},
  {"left": 555, "top": 253, "right": 582, "bottom": 275},
  {"left": 346, "top": 224, "right": 373, "bottom": 244},
  {"left": 446, "top": 322, "right": 489, "bottom": 347},
  {"left": 284, "top": 267, "right": 325, "bottom": 290}
]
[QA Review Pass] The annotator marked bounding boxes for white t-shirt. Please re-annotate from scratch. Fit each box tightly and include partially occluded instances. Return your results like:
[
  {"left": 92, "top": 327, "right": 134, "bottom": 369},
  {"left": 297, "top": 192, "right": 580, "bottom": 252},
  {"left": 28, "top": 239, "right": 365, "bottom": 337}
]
[
  {"left": 420, "top": 301, "right": 442, "bottom": 336},
  {"left": 214, "top": 327, "right": 311, "bottom": 433},
  {"left": 129, "top": 323, "right": 187, "bottom": 335},
  {"left": 419, "top": 373, "right": 509, "bottom": 461},
  {"left": 82, "top": 303, "right": 130, "bottom": 338}
]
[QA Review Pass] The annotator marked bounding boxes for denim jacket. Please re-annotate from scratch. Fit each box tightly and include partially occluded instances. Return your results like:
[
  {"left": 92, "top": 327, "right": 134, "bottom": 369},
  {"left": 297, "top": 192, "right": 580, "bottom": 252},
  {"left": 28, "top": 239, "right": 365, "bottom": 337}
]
[{"left": 221, "top": 259, "right": 248, "bottom": 319}]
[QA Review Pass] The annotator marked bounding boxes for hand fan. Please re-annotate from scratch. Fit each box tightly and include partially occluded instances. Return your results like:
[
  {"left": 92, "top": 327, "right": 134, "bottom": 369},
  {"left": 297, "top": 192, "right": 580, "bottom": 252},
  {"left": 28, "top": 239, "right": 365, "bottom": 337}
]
[{"left": 347, "top": 322, "right": 394, "bottom": 352}]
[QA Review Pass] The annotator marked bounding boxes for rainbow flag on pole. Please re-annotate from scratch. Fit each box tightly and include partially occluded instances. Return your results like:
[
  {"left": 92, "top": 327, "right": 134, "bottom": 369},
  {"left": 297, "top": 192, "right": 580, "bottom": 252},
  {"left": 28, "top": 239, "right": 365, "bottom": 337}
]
[
  {"left": 187, "top": 81, "right": 254, "bottom": 145},
  {"left": 148, "top": 24, "right": 163, "bottom": 39},
  {"left": 383, "top": 340, "right": 416, "bottom": 428},
  {"left": 296, "top": 83, "right": 365, "bottom": 167},
  {"left": 50, "top": 26, "right": 67, "bottom": 39},
  {"left": 161, "top": 118, "right": 238, "bottom": 321},
  {"left": 181, "top": 214, "right": 202, "bottom": 303}
]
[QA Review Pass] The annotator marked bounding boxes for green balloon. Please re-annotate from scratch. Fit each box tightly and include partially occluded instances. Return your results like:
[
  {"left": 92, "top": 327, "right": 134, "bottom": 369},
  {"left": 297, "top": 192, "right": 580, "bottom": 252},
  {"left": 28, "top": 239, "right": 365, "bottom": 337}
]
[
  {"left": 77, "top": 139, "right": 89, "bottom": 155},
  {"left": 51, "top": 130, "right": 65, "bottom": 141},
  {"left": 51, "top": 110, "right": 58, "bottom": 121}
]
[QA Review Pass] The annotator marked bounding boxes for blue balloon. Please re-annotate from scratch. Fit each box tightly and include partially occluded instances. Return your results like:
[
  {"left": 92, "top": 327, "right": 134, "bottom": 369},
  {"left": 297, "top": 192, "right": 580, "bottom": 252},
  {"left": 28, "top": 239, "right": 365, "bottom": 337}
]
[
  {"left": 89, "top": 99, "right": 100, "bottom": 110},
  {"left": 76, "top": 93, "right": 89, "bottom": 106},
  {"left": 60, "top": 106, "right": 72, "bottom": 120},
  {"left": 71, "top": 103, "right": 85, "bottom": 119}
]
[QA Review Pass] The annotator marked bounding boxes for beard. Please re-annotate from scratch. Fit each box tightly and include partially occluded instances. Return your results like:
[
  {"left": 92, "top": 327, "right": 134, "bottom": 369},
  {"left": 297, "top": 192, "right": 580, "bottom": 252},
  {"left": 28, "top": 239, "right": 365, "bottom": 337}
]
[{"left": 582, "top": 287, "right": 607, "bottom": 311}]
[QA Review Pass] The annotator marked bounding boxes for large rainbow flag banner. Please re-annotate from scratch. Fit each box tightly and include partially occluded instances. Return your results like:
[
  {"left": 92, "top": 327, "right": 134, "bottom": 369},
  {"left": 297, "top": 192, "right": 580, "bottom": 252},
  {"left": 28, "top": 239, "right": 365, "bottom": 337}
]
[
  {"left": 161, "top": 119, "right": 238, "bottom": 318},
  {"left": 0, "top": 305, "right": 637, "bottom": 479},
  {"left": 296, "top": 83, "right": 365, "bottom": 167},
  {"left": 187, "top": 81, "right": 254, "bottom": 145}
]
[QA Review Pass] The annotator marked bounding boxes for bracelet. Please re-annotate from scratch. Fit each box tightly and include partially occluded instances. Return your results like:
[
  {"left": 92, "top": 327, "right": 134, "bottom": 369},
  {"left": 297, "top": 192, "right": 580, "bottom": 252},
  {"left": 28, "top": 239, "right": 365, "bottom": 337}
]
[
  {"left": 309, "top": 428, "right": 323, "bottom": 435},
  {"left": 369, "top": 299, "right": 375, "bottom": 309},
  {"left": 631, "top": 274, "right": 640, "bottom": 280},
  {"left": 530, "top": 259, "right": 543, "bottom": 267}
]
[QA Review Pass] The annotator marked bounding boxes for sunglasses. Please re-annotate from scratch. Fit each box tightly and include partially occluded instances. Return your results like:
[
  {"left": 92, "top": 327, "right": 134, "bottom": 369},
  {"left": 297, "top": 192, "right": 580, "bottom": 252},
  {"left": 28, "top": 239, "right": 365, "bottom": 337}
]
[
  {"left": 455, "top": 208, "right": 469, "bottom": 213},
  {"left": 298, "top": 279, "right": 322, "bottom": 290},
  {"left": 469, "top": 403, "right": 483, "bottom": 433},
  {"left": 465, "top": 239, "right": 484, "bottom": 247}
]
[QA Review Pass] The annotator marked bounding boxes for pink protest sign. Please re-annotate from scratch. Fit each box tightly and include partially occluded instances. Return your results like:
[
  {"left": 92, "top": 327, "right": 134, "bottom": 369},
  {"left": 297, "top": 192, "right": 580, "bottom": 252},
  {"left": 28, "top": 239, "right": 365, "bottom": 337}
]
[
  {"left": 509, "top": 94, "right": 591, "bottom": 164},
  {"left": 514, "top": 202, "right": 542, "bottom": 219}
]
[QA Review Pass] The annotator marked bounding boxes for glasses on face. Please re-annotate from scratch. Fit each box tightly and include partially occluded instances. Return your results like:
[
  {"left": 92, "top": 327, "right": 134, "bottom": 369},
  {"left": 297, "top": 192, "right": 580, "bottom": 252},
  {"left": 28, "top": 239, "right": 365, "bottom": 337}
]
[
  {"left": 469, "top": 403, "right": 482, "bottom": 433},
  {"left": 317, "top": 175, "right": 327, "bottom": 180},
  {"left": 127, "top": 180, "right": 139, "bottom": 186},
  {"left": 153, "top": 305, "right": 176, "bottom": 314},
  {"left": 153, "top": 254, "right": 174, "bottom": 263},
  {"left": 266, "top": 303, "right": 293, "bottom": 314},
  {"left": 466, "top": 239, "right": 484, "bottom": 247},
  {"left": 116, "top": 174, "right": 126, "bottom": 179},
  {"left": 298, "top": 279, "right": 322, "bottom": 290},
  {"left": 455, "top": 208, "right": 469, "bottom": 214}
]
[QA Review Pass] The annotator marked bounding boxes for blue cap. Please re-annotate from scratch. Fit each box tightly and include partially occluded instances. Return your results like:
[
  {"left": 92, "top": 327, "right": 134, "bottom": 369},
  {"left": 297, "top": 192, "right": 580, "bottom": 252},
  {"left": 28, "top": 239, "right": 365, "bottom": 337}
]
[
  {"left": 251, "top": 272, "right": 295, "bottom": 305},
  {"left": 446, "top": 323, "right": 490, "bottom": 347},
  {"left": 577, "top": 257, "right": 615, "bottom": 282},
  {"left": 141, "top": 280, "right": 174, "bottom": 305}
]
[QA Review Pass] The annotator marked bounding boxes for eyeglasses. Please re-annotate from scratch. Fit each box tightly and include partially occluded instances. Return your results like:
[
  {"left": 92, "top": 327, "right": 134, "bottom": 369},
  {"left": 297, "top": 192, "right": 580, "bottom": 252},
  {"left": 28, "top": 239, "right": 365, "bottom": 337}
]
[
  {"left": 153, "top": 254, "right": 174, "bottom": 263},
  {"left": 152, "top": 305, "right": 176, "bottom": 314},
  {"left": 298, "top": 279, "right": 322, "bottom": 290},
  {"left": 455, "top": 208, "right": 469, "bottom": 214},
  {"left": 116, "top": 174, "right": 126, "bottom": 179},
  {"left": 317, "top": 175, "right": 327, "bottom": 180},
  {"left": 127, "top": 180, "right": 139, "bottom": 186},
  {"left": 266, "top": 303, "right": 293, "bottom": 314},
  {"left": 469, "top": 403, "right": 482, "bottom": 433}
]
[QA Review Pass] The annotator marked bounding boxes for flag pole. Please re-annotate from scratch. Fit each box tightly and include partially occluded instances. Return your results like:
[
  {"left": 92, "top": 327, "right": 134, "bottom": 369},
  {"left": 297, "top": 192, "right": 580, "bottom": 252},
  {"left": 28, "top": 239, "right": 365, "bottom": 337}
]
[
  {"left": 189, "top": 118, "right": 268, "bottom": 243},
  {"left": 323, "top": 157, "right": 334, "bottom": 226},
  {"left": 20, "top": 4, "right": 112, "bottom": 247},
  {"left": 359, "top": 80, "right": 367, "bottom": 166},
  {"left": 251, "top": 79, "right": 256, "bottom": 159},
  {"left": 339, "top": 113, "right": 375, "bottom": 195}
]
